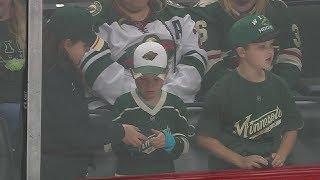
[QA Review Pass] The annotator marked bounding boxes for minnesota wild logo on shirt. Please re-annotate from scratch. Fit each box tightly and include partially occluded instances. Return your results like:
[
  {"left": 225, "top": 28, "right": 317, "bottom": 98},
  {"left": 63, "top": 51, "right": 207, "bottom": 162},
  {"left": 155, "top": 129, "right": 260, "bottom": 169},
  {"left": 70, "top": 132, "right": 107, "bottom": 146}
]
[{"left": 233, "top": 106, "right": 283, "bottom": 139}]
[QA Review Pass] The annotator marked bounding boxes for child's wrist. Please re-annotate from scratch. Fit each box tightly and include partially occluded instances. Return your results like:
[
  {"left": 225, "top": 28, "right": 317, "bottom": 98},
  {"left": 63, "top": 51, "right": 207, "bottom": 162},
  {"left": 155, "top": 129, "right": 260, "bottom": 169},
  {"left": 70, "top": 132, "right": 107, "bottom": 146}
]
[{"left": 162, "top": 129, "right": 176, "bottom": 152}]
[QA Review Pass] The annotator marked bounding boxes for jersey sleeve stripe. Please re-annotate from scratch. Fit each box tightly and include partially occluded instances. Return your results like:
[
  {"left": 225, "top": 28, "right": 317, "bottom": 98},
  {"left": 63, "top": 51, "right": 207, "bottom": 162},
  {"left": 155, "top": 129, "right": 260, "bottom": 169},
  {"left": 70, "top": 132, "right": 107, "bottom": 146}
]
[
  {"left": 112, "top": 107, "right": 141, "bottom": 122},
  {"left": 173, "top": 133, "right": 189, "bottom": 154},
  {"left": 280, "top": 48, "right": 302, "bottom": 60},
  {"left": 184, "top": 50, "right": 207, "bottom": 66},
  {"left": 179, "top": 56, "right": 206, "bottom": 78},
  {"left": 82, "top": 49, "right": 111, "bottom": 72},
  {"left": 82, "top": 51, "right": 113, "bottom": 87},
  {"left": 80, "top": 43, "right": 109, "bottom": 69},
  {"left": 207, "top": 49, "right": 222, "bottom": 61},
  {"left": 163, "top": 106, "right": 188, "bottom": 124},
  {"left": 277, "top": 54, "right": 302, "bottom": 70}
]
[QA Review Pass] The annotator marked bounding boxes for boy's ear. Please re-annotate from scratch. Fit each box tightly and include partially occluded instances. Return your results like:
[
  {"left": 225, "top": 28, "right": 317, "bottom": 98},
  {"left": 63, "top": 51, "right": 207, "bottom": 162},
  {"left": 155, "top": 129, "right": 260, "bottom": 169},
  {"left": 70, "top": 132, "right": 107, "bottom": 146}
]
[{"left": 235, "top": 47, "right": 246, "bottom": 58}]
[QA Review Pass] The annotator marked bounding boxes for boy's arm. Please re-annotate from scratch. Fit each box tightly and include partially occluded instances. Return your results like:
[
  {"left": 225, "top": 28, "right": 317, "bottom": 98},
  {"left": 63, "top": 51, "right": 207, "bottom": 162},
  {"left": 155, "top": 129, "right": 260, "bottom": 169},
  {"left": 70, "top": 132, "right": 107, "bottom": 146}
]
[
  {"left": 271, "top": 78, "right": 304, "bottom": 167},
  {"left": 169, "top": 99, "right": 190, "bottom": 159},
  {"left": 111, "top": 96, "right": 147, "bottom": 147},
  {"left": 196, "top": 135, "right": 268, "bottom": 169},
  {"left": 81, "top": 41, "right": 135, "bottom": 105},
  {"left": 162, "top": 13, "right": 207, "bottom": 103},
  {"left": 272, "top": 130, "right": 298, "bottom": 167}
]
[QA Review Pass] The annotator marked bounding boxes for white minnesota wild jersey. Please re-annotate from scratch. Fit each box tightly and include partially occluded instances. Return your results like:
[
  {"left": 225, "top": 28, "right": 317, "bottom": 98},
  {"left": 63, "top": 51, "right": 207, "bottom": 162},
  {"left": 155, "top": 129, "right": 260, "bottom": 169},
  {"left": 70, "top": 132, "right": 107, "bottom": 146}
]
[{"left": 81, "top": 0, "right": 207, "bottom": 104}]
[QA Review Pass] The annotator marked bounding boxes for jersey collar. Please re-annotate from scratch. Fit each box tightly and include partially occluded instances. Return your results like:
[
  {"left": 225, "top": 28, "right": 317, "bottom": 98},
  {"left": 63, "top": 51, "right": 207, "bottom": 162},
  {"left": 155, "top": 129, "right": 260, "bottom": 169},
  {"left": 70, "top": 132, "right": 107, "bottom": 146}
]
[{"left": 131, "top": 90, "right": 167, "bottom": 116}]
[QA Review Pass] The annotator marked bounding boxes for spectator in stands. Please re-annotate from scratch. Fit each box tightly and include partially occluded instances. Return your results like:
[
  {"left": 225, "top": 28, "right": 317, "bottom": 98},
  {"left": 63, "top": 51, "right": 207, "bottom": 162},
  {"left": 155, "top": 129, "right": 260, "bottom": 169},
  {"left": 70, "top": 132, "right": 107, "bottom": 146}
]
[
  {"left": 111, "top": 41, "right": 189, "bottom": 176},
  {"left": 42, "top": 6, "right": 147, "bottom": 180},
  {"left": 80, "top": 0, "right": 207, "bottom": 106},
  {"left": 0, "top": 0, "right": 26, "bottom": 179},
  {"left": 196, "top": 14, "right": 304, "bottom": 170},
  {"left": 190, "top": 0, "right": 303, "bottom": 98}
]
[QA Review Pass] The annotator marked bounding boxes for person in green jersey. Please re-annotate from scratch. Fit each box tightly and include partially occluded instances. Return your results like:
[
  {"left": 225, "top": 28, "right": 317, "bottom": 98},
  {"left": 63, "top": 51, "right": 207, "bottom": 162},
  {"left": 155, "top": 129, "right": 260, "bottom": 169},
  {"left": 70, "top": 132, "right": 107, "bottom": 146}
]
[
  {"left": 189, "top": 0, "right": 303, "bottom": 98},
  {"left": 196, "top": 14, "right": 304, "bottom": 170},
  {"left": 111, "top": 40, "right": 190, "bottom": 176}
]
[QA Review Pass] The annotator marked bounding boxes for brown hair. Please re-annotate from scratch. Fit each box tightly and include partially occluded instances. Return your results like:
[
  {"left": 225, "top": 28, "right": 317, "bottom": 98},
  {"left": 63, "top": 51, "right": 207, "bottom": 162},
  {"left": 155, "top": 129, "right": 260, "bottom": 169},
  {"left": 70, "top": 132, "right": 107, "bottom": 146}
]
[
  {"left": 219, "top": 0, "right": 268, "bottom": 18},
  {"left": 8, "top": 0, "right": 27, "bottom": 54}
]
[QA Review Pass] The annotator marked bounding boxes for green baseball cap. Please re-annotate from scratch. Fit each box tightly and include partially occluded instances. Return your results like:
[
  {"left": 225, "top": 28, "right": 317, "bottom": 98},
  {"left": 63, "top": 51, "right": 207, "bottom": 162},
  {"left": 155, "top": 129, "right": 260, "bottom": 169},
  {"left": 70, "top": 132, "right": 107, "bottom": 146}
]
[
  {"left": 229, "top": 14, "right": 278, "bottom": 48},
  {"left": 47, "top": 6, "right": 97, "bottom": 47}
]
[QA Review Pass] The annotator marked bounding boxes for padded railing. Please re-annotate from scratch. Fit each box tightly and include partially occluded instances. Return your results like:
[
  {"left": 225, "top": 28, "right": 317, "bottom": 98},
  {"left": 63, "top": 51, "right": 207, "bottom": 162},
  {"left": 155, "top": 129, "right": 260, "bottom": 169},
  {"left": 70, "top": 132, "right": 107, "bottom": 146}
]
[{"left": 87, "top": 165, "right": 320, "bottom": 179}]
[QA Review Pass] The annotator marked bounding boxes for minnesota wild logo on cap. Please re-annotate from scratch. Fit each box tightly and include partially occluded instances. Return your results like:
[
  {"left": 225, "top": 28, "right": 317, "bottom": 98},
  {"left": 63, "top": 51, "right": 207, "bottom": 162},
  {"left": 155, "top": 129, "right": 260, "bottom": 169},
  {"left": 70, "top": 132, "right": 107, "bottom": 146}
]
[
  {"left": 142, "top": 51, "right": 158, "bottom": 61},
  {"left": 88, "top": 1, "right": 102, "bottom": 16},
  {"left": 229, "top": 14, "right": 278, "bottom": 47}
]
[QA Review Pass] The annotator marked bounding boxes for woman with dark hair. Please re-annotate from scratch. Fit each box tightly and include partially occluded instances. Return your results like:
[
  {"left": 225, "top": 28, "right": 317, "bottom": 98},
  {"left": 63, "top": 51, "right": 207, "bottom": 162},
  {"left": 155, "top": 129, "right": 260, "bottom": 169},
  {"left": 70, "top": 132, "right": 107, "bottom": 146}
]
[{"left": 41, "top": 6, "right": 147, "bottom": 180}]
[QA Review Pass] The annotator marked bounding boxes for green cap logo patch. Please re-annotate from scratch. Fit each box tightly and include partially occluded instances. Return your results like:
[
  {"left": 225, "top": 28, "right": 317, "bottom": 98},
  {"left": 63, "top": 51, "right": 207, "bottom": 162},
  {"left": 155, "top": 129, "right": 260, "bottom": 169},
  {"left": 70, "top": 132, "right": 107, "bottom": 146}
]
[
  {"left": 253, "top": 15, "right": 274, "bottom": 34},
  {"left": 142, "top": 51, "right": 158, "bottom": 61},
  {"left": 229, "top": 14, "right": 277, "bottom": 47}
]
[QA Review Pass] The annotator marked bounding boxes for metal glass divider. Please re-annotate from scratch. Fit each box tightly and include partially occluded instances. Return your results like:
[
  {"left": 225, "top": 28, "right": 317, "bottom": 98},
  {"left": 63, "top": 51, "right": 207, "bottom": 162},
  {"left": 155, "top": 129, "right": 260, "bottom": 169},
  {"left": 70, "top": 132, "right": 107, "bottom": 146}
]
[{"left": 27, "top": 0, "right": 42, "bottom": 179}]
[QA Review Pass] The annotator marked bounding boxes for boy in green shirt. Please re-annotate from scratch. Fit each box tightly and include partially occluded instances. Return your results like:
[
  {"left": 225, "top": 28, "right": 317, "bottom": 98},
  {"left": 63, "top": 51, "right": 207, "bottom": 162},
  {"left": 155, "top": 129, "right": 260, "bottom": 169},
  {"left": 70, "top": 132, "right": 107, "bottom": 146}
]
[
  {"left": 111, "top": 41, "right": 189, "bottom": 175},
  {"left": 196, "top": 14, "right": 304, "bottom": 170}
]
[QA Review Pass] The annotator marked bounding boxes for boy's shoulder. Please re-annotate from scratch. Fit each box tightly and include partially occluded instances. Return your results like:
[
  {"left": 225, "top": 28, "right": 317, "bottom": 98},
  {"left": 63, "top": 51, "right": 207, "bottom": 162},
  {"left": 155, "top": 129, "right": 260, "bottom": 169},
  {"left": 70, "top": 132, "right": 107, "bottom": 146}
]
[
  {"left": 267, "top": 71, "right": 287, "bottom": 84},
  {"left": 267, "top": 71, "right": 291, "bottom": 90},
  {"left": 164, "top": 91, "right": 186, "bottom": 107},
  {"left": 202, "top": 71, "right": 233, "bottom": 104},
  {"left": 114, "top": 91, "right": 135, "bottom": 107},
  {"left": 207, "top": 71, "right": 234, "bottom": 94}
]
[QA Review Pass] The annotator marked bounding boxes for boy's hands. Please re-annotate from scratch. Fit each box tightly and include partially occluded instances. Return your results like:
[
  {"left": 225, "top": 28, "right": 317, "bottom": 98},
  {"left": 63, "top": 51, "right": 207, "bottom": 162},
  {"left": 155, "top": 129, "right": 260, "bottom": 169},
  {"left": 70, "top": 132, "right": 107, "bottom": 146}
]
[
  {"left": 150, "top": 129, "right": 165, "bottom": 149},
  {"left": 151, "top": 129, "right": 176, "bottom": 152},
  {"left": 122, "top": 124, "right": 147, "bottom": 147},
  {"left": 238, "top": 155, "right": 268, "bottom": 169},
  {"left": 271, "top": 153, "right": 286, "bottom": 167}
]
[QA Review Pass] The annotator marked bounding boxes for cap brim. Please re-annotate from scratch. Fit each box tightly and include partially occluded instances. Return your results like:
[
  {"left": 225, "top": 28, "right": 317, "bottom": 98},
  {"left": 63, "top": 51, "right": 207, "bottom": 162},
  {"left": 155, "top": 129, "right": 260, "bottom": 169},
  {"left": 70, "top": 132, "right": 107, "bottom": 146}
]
[
  {"left": 132, "top": 66, "right": 167, "bottom": 80},
  {"left": 252, "top": 30, "right": 280, "bottom": 43}
]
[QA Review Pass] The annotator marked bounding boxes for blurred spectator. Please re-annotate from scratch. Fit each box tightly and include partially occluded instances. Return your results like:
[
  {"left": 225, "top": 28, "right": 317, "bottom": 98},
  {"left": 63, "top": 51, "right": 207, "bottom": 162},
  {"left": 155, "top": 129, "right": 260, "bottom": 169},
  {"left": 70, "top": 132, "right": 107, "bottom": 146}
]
[{"left": 81, "top": 0, "right": 207, "bottom": 106}]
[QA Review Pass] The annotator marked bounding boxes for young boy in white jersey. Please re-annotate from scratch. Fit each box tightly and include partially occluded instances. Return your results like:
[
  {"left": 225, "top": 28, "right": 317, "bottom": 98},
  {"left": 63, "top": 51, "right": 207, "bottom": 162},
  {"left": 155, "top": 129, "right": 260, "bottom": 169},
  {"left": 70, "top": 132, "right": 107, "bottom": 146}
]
[
  {"left": 196, "top": 14, "right": 304, "bottom": 170},
  {"left": 111, "top": 41, "right": 190, "bottom": 175}
]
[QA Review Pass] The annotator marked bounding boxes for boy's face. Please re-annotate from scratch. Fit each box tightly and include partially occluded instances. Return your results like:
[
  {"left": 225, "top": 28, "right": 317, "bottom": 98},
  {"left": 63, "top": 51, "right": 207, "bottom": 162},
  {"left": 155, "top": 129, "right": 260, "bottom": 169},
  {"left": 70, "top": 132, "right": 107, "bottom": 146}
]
[
  {"left": 241, "top": 39, "right": 275, "bottom": 70},
  {"left": 135, "top": 75, "right": 165, "bottom": 100}
]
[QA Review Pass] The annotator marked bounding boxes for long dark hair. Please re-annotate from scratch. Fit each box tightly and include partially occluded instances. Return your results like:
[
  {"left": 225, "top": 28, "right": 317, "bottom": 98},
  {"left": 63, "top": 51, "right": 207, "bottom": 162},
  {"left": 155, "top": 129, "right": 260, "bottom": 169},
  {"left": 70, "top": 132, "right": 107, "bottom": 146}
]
[
  {"left": 42, "top": 21, "right": 85, "bottom": 74},
  {"left": 42, "top": 24, "right": 84, "bottom": 84}
]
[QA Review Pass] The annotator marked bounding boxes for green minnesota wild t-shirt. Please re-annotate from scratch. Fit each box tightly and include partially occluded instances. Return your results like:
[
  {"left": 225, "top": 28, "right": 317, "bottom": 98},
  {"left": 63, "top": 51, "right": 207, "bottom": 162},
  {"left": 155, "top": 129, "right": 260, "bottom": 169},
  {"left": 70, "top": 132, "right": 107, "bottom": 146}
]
[{"left": 197, "top": 70, "right": 303, "bottom": 170}]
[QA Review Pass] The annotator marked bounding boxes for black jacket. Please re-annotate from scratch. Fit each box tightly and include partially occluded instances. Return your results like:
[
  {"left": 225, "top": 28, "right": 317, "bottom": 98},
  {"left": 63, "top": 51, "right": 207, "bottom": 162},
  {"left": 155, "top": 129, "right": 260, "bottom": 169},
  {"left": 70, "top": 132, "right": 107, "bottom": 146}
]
[{"left": 41, "top": 62, "right": 124, "bottom": 179}]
